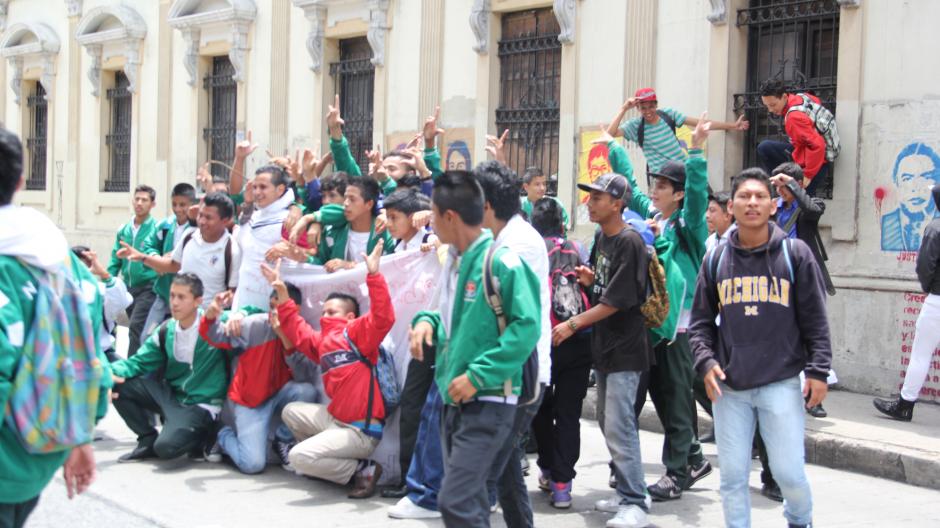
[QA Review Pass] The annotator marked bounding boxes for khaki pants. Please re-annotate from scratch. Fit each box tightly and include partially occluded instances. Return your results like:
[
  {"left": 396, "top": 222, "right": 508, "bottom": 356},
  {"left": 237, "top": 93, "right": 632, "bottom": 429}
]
[{"left": 282, "top": 402, "right": 378, "bottom": 485}]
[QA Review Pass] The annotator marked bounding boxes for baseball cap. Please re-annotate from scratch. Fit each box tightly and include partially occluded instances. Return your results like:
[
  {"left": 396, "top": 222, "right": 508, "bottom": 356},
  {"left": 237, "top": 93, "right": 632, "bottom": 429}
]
[
  {"left": 649, "top": 161, "right": 686, "bottom": 188},
  {"left": 577, "top": 173, "right": 629, "bottom": 200},
  {"left": 634, "top": 87, "right": 657, "bottom": 102}
]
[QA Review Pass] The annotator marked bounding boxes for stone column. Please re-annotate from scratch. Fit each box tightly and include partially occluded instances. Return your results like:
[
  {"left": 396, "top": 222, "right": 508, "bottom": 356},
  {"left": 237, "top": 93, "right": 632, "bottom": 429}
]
[
  {"left": 269, "top": 0, "right": 291, "bottom": 155},
  {"left": 418, "top": 0, "right": 444, "bottom": 123},
  {"left": 622, "top": 0, "right": 658, "bottom": 186}
]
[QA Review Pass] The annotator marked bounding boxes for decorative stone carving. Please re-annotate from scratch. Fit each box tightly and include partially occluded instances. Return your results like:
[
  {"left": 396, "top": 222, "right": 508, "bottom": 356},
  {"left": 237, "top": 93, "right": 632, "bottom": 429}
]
[
  {"left": 76, "top": 6, "right": 147, "bottom": 94},
  {"left": 293, "top": 1, "right": 327, "bottom": 72},
  {"left": 65, "top": 0, "right": 82, "bottom": 18},
  {"left": 553, "top": 0, "right": 577, "bottom": 44},
  {"left": 707, "top": 0, "right": 727, "bottom": 25},
  {"left": 0, "top": 1, "right": 9, "bottom": 32},
  {"left": 0, "top": 22, "right": 61, "bottom": 102},
  {"left": 366, "top": 0, "right": 389, "bottom": 66},
  {"left": 837, "top": 0, "right": 861, "bottom": 7},
  {"left": 168, "top": 0, "right": 257, "bottom": 84},
  {"left": 469, "top": 0, "right": 490, "bottom": 54}
]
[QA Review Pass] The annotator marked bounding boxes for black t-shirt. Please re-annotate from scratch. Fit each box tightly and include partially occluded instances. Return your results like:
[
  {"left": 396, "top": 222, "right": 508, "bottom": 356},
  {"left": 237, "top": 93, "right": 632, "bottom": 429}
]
[{"left": 590, "top": 226, "right": 650, "bottom": 373}]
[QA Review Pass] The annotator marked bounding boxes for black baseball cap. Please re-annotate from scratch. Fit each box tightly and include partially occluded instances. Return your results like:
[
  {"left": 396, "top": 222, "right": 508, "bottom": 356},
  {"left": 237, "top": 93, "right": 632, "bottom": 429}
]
[
  {"left": 649, "top": 161, "right": 686, "bottom": 188},
  {"left": 577, "top": 173, "right": 629, "bottom": 201}
]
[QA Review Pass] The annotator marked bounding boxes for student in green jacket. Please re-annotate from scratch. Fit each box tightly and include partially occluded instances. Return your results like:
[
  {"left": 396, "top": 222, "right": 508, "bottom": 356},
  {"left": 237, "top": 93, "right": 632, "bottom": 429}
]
[
  {"left": 408, "top": 171, "right": 541, "bottom": 527},
  {"left": 309, "top": 175, "right": 393, "bottom": 271},
  {"left": 141, "top": 183, "right": 197, "bottom": 337},
  {"left": 110, "top": 273, "right": 228, "bottom": 463},
  {"left": 108, "top": 184, "right": 159, "bottom": 357},
  {"left": 0, "top": 129, "right": 101, "bottom": 527},
  {"left": 520, "top": 166, "right": 570, "bottom": 232},
  {"left": 601, "top": 118, "right": 713, "bottom": 501}
]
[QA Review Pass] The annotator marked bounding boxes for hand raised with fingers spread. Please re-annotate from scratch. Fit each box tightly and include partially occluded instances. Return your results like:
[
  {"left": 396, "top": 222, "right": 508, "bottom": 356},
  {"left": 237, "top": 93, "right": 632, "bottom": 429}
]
[
  {"left": 485, "top": 129, "right": 509, "bottom": 164},
  {"left": 423, "top": 106, "right": 445, "bottom": 148},
  {"left": 235, "top": 130, "right": 259, "bottom": 160},
  {"left": 327, "top": 94, "right": 345, "bottom": 139},
  {"left": 363, "top": 239, "right": 385, "bottom": 275},
  {"left": 591, "top": 126, "right": 615, "bottom": 145},
  {"left": 117, "top": 241, "right": 144, "bottom": 262},
  {"left": 260, "top": 258, "right": 283, "bottom": 287},
  {"left": 315, "top": 151, "right": 333, "bottom": 177},
  {"left": 691, "top": 112, "right": 712, "bottom": 150},
  {"left": 205, "top": 290, "right": 232, "bottom": 321},
  {"left": 197, "top": 162, "right": 213, "bottom": 192}
]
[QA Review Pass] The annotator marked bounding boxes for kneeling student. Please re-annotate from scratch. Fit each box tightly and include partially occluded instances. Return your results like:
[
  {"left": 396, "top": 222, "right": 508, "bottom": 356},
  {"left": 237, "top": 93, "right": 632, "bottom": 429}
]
[{"left": 110, "top": 273, "right": 228, "bottom": 462}]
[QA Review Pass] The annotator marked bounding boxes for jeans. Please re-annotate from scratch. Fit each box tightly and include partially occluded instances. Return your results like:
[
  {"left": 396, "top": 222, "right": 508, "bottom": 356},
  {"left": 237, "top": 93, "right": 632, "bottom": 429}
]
[
  {"left": 405, "top": 386, "right": 445, "bottom": 511},
  {"left": 902, "top": 293, "right": 940, "bottom": 401},
  {"left": 757, "top": 139, "right": 829, "bottom": 197},
  {"left": 534, "top": 333, "right": 592, "bottom": 483},
  {"left": 488, "top": 390, "right": 543, "bottom": 528},
  {"left": 126, "top": 285, "right": 156, "bottom": 357},
  {"left": 397, "top": 351, "right": 437, "bottom": 480},
  {"left": 439, "top": 401, "right": 516, "bottom": 528},
  {"left": 141, "top": 295, "right": 170, "bottom": 340},
  {"left": 597, "top": 370, "right": 648, "bottom": 511},
  {"left": 0, "top": 496, "right": 39, "bottom": 528},
  {"left": 218, "top": 381, "right": 318, "bottom": 474},
  {"left": 714, "top": 375, "right": 812, "bottom": 528}
]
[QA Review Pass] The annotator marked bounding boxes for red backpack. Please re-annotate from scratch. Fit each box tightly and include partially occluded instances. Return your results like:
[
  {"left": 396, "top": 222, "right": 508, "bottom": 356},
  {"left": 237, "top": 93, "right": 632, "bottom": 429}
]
[{"left": 545, "top": 237, "right": 591, "bottom": 327}]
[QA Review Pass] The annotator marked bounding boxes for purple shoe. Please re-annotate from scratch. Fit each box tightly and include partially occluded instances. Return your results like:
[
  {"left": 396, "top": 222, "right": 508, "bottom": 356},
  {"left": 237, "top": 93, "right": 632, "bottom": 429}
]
[{"left": 551, "top": 481, "right": 572, "bottom": 509}]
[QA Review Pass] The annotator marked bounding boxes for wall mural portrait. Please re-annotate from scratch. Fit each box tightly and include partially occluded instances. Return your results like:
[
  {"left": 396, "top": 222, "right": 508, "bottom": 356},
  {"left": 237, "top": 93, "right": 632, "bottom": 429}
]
[{"left": 880, "top": 142, "right": 940, "bottom": 252}]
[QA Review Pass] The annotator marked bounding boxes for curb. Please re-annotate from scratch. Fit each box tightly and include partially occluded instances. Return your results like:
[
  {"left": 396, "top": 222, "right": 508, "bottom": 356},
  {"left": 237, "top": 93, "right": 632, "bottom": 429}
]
[{"left": 580, "top": 387, "right": 940, "bottom": 490}]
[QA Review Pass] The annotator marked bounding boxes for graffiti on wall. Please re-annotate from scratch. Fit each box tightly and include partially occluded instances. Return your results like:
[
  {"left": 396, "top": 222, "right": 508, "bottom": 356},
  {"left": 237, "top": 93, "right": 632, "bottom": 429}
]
[
  {"left": 577, "top": 129, "right": 613, "bottom": 204},
  {"left": 879, "top": 142, "right": 940, "bottom": 252},
  {"left": 899, "top": 292, "right": 940, "bottom": 402}
]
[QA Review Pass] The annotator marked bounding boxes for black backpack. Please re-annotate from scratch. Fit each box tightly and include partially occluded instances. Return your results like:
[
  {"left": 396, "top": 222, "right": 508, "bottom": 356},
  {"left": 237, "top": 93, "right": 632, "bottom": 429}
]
[
  {"left": 638, "top": 109, "right": 678, "bottom": 187},
  {"left": 181, "top": 232, "right": 233, "bottom": 285},
  {"left": 545, "top": 237, "right": 590, "bottom": 327},
  {"left": 482, "top": 244, "right": 541, "bottom": 406}
]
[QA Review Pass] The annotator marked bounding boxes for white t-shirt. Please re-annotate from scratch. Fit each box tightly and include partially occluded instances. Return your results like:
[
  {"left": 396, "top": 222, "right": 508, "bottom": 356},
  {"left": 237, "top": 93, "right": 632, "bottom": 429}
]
[
  {"left": 172, "top": 230, "right": 241, "bottom": 309},
  {"left": 171, "top": 318, "right": 220, "bottom": 417},
  {"left": 173, "top": 221, "right": 191, "bottom": 250},
  {"left": 395, "top": 228, "right": 428, "bottom": 252},
  {"left": 345, "top": 230, "right": 371, "bottom": 263}
]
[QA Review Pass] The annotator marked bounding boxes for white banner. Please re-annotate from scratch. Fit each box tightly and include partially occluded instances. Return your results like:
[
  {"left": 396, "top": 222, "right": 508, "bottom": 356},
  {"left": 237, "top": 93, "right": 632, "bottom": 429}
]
[{"left": 280, "top": 249, "right": 443, "bottom": 484}]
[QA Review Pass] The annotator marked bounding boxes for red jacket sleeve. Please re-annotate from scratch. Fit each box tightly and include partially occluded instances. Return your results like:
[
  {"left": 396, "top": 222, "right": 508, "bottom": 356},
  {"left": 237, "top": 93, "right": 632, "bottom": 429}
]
[
  {"left": 277, "top": 300, "right": 323, "bottom": 363},
  {"left": 785, "top": 109, "right": 826, "bottom": 180},
  {"left": 346, "top": 272, "right": 396, "bottom": 363}
]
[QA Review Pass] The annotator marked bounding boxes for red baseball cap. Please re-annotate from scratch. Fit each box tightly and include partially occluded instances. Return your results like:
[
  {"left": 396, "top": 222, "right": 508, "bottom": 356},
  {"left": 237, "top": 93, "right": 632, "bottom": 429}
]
[{"left": 634, "top": 88, "right": 657, "bottom": 102}]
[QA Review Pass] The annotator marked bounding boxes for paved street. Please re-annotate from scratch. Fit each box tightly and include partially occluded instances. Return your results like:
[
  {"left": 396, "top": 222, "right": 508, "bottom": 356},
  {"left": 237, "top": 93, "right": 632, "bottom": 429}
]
[{"left": 27, "top": 406, "right": 940, "bottom": 528}]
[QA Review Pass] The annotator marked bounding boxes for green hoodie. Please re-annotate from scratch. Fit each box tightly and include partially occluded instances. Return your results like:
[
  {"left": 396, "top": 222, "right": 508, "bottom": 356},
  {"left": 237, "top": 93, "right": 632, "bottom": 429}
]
[
  {"left": 110, "top": 313, "right": 228, "bottom": 406},
  {"left": 413, "top": 232, "right": 541, "bottom": 405},
  {"left": 0, "top": 254, "right": 113, "bottom": 503},
  {"left": 607, "top": 141, "right": 708, "bottom": 342},
  {"left": 142, "top": 215, "right": 191, "bottom": 302},
  {"left": 107, "top": 216, "right": 159, "bottom": 288},
  {"left": 330, "top": 135, "right": 442, "bottom": 195}
]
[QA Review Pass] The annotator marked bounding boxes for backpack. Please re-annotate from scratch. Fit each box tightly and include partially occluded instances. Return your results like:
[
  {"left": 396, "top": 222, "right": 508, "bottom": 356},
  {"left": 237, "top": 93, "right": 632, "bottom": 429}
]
[
  {"left": 786, "top": 93, "right": 841, "bottom": 162},
  {"left": 545, "top": 237, "right": 590, "bottom": 327},
  {"left": 482, "top": 243, "right": 541, "bottom": 407},
  {"left": 181, "top": 232, "right": 233, "bottom": 285},
  {"left": 344, "top": 329, "right": 401, "bottom": 432},
  {"left": 637, "top": 109, "right": 677, "bottom": 149},
  {"left": 707, "top": 238, "right": 796, "bottom": 285},
  {"left": 590, "top": 229, "right": 669, "bottom": 329},
  {"left": 4, "top": 263, "right": 103, "bottom": 454}
]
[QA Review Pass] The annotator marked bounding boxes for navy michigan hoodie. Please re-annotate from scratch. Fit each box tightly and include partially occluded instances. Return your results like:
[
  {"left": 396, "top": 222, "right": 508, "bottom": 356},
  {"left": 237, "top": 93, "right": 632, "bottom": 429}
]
[{"left": 689, "top": 222, "right": 832, "bottom": 391}]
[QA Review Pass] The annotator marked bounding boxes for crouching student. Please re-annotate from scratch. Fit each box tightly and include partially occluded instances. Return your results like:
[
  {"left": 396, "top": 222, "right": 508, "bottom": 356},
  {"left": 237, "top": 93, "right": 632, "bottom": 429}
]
[
  {"left": 110, "top": 274, "right": 228, "bottom": 463},
  {"left": 199, "top": 288, "right": 318, "bottom": 474},
  {"left": 268, "top": 241, "right": 395, "bottom": 499}
]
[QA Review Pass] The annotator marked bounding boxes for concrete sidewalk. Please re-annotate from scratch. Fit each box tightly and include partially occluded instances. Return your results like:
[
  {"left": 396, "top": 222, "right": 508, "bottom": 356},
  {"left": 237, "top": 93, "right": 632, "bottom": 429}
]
[{"left": 585, "top": 387, "right": 940, "bottom": 490}]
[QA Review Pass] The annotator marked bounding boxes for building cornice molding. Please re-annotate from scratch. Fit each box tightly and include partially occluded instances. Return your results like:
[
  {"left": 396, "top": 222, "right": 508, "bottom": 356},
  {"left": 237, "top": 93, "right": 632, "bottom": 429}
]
[
  {"left": 0, "top": 22, "right": 60, "bottom": 102},
  {"left": 168, "top": 0, "right": 257, "bottom": 85},
  {"left": 76, "top": 6, "right": 147, "bottom": 94}
]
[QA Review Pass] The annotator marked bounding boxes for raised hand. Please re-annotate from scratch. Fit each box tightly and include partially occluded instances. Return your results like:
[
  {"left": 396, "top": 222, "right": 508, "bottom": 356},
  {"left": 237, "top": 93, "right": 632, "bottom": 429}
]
[
  {"left": 327, "top": 94, "right": 345, "bottom": 139},
  {"left": 315, "top": 151, "right": 333, "bottom": 177},
  {"left": 411, "top": 210, "right": 432, "bottom": 229},
  {"left": 81, "top": 250, "right": 108, "bottom": 280},
  {"left": 235, "top": 130, "right": 259, "bottom": 160},
  {"left": 197, "top": 162, "right": 213, "bottom": 192},
  {"left": 485, "top": 129, "right": 509, "bottom": 165},
  {"left": 691, "top": 112, "right": 711, "bottom": 150},
  {"left": 591, "top": 126, "right": 615, "bottom": 145},
  {"left": 734, "top": 114, "right": 750, "bottom": 131},
  {"left": 402, "top": 148, "right": 431, "bottom": 178},
  {"left": 205, "top": 290, "right": 232, "bottom": 321},
  {"left": 363, "top": 239, "right": 385, "bottom": 275},
  {"left": 423, "top": 106, "right": 445, "bottom": 148},
  {"left": 260, "top": 258, "right": 283, "bottom": 287},
  {"left": 116, "top": 241, "right": 144, "bottom": 262},
  {"left": 289, "top": 214, "right": 314, "bottom": 244},
  {"left": 374, "top": 212, "right": 388, "bottom": 234}
]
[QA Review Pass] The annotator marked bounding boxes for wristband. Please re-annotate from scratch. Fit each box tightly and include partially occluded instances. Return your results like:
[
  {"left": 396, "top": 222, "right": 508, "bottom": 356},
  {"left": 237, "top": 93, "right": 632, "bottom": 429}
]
[{"left": 567, "top": 319, "right": 578, "bottom": 332}]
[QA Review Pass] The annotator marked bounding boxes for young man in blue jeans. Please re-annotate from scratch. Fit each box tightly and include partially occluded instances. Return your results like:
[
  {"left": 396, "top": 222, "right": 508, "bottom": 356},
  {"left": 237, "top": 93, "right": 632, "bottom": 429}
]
[
  {"left": 553, "top": 173, "right": 651, "bottom": 528},
  {"left": 689, "top": 168, "right": 832, "bottom": 528}
]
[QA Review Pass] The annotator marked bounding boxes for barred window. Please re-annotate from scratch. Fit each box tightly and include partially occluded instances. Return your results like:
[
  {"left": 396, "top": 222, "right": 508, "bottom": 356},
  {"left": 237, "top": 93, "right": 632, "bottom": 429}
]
[
  {"left": 330, "top": 37, "right": 375, "bottom": 175},
  {"left": 25, "top": 82, "right": 48, "bottom": 191},
  {"left": 204, "top": 56, "right": 238, "bottom": 182},
  {"left": 105, "top": 71, "right": 132, "bottom": 192}
]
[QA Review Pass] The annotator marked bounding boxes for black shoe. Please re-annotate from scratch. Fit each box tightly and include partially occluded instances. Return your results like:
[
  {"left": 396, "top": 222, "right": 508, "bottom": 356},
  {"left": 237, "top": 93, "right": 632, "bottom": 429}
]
[
  {"left": 788, "top": 524, "right": 812, "bottom": 528},
  {"left": 118, "top": 444, "right": 157, "bottom": 463},
  {"left": 873, "top": 396, "right": 914, "bottom": 421},
  {"left": 807, "top": 404, "right": 827, "bottom": 418},
  {"left": 272, "top": 439, "right": 296, "bottom": 470},
  {"left": 381, "top": 484, "right": 409, "bottom": 499},
  {"left": 608, "top": 461, "right": 617, "bottom": 488},
  {"left": 683, "top": 459, "right": 712, "bottom": 490},
  {"left": 204, "top": 439, "right": 223, "bottom": 463},
  {"left": 647, "top": 473, "right": 682, "bottom": 501},
  {"left": 761, "top": 481, "right": 784, "bottom": 502}
]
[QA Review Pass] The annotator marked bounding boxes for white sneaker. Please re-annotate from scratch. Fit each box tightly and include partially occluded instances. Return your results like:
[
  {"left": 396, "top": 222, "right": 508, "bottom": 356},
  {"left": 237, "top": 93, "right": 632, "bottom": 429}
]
[
  {"left": 387, "top": 496, "right": 441, "bottom": 519},
  {"left": 606, "top": 504, "right": 650, "bottom": 528},
  {"left": 595, "top": 496, "right": 621, "bottom": 513},
  {"left": 490, "top": 503, "right": 499, "bottom": 513}
]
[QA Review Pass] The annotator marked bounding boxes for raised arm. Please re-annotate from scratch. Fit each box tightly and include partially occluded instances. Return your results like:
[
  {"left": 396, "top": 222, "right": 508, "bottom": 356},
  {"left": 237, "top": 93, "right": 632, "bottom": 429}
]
[
  {"left": 328, "top": 94, "right": 362, "bottom": 176},
  {"left": 602, "top": 131, "right": 653, "bottom": 218}
]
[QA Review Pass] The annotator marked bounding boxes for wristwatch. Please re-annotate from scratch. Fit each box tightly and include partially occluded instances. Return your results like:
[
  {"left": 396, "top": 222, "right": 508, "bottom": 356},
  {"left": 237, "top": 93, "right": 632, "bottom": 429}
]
[{"left": 567, "top": 319, "right": 578, "bottom": 332}]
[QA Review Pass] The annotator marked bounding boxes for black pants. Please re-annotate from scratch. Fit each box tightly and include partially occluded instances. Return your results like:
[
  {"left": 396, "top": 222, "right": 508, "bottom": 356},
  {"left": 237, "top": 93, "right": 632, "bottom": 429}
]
[
  {"left": 533, "top": 332, "right": 592, "bottom": 483},
  {"left": 397, "top": 347, "right": 436, "bottom": 481},
  {"left": 0, "top": 497, "right": 39, "bottom": 528},
  {"left": 113, "top": 377, "right": 214, "bottom": 459},
  {"left": 756, "top": 139, "right": 830, "bottom": 197},
  {"left": 126, "top": 285, "right": 156, "bottom": 357},
  {"left": 635, "top": 333, "right": 703, "bottom": 482},
  {"left": 692, "top": 375, "right": 712, "bottom": 436}
]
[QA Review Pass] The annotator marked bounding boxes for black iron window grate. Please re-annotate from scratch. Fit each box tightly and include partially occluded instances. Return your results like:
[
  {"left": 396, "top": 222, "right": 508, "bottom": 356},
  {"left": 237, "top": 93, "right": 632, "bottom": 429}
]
[
  {"left": 25, "top": 83, "right": 47, "bottom": 191},
  {"left": 733, "top": 0, "right": 840, "bottom": 199},
  {"left": 330, "top": 37, "right": 375, "bottom": 175},
  {"left": 496, "top": 9, "right": 561, "bottom": 195},
  {"left": 204, "top": 57, "right": 238, "bottom": 182},
  {"left": 105, "top": 71, "right": 132, "bottom": 192}
]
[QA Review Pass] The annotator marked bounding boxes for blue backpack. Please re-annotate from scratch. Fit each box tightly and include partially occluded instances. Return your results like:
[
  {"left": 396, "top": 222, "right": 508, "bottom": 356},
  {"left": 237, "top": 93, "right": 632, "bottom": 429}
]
[{"left": 344, "top": 329, "right": 401, "bottom": 427}]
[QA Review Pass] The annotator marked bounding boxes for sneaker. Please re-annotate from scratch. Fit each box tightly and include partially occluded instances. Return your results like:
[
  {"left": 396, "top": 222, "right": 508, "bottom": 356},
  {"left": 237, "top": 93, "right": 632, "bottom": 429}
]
[
  {"left": 118, "top": 444, "right": 157, "bottom": 463},
  {"left": 381, "top": 484, "right": 409, "bottom": 499},
  {"left": 204, "top": 440, "right": 223, "bottom": 463},
  {"left": 595, "top": 496, "right": 620, "bottom": 513},
  {"left": 538, "top": 469, "right": 552, "bottom": 492},
  {"left": 760, "top": 481, "right": 784, "bottom": 502},
  {"left": 388, "top": 496, "right": 441, "bottom": 519},
  {"left": 550, "top": 481, "right": 572, "bottom": 509},
  {"left": 490, "top": 503, "right": 499, "bottom": 513},
  {"left": 606, "top": 504, "right": 650, "bottom": 528},
  {"left": 683, "top": 459, "right": 713, "bottom": 490},
  {"left": 647, "top": 473, "right": 682, "bottom": 501},
  {"left": 873, "top": 396, "right": 915, "bottom": 421},
  {"left": 349, "top": 462, "right": 382, "bottom": 499},
  {"left": 807, "top": 404, "right": 828, "bottom": 418},
  {"left": 608, "top": 462, "right": 617, "bottom": 489},
  {"left": 272, "top": 438, "right": 295, "bottom": 470}
]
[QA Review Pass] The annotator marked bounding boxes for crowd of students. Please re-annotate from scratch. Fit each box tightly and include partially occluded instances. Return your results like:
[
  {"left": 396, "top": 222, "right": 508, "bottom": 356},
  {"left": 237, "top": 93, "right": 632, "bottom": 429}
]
[{"left": 1, "top": 79, "right": 863, "bottom": 528}]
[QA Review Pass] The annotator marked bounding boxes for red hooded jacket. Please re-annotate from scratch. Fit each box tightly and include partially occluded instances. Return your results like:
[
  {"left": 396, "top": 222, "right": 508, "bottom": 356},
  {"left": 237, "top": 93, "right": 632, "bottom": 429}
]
[
  {"left": 783, "top": 93, "right": 827, "bottom": 180},
  {"left": 276, "top": 272, "right": 395, "bottom": 426}
]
